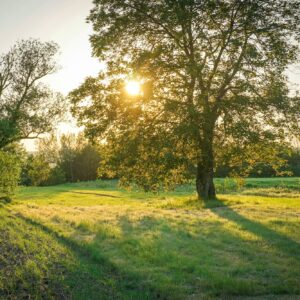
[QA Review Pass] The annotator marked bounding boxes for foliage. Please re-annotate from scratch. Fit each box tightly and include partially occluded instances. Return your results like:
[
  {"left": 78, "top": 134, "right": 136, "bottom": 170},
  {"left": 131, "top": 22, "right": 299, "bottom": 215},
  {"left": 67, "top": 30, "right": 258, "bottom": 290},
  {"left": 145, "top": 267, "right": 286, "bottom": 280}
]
[
  {"left": 70, "top": 0, "right": 300, "bottom": 199},
  {"left": 26, "top": 155, "right": 52, "bottom": 186},
  {"left": 285, "top": 148, "right": 300, "bottom": 177},
  {"left": 98, "top": 134, "right": 191, "bottom": 191},
  {"left": 58, "top": 134, "right": 101, "bottom": 182},
  {"left": 21, "top": 133, "right": 101, "bottom": 186},
  {"left": 0, "top": 150, "right": 21, "bottom": 197},
  {"left": 23, "top": 153, "right": 66, "bottom": 187},
  {"left": 216, "top": 177, "right": 241, "bottom": 193},
  {"left": 215, "top": 146, "right": 300, "bottom": 177},
  {"left": 73, "top": 144, "right": 102, "bottom": 181},
  {"left": 0, "top": 39, "right": 66, "bottom": 149},
  {"left": 46, "top": 166, "right": 66, "bottom": 186}
]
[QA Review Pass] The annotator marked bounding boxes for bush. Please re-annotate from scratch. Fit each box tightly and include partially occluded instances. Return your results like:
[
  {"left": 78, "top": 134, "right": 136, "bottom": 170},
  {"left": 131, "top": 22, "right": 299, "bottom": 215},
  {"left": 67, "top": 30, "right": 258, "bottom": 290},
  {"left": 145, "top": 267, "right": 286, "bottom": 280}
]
[
  {"left": 22, "top": 155, "right": 66, "bottom": 186},
  {"left": 27, "top": 156, "right": 51, "bottom": 186},
  {"left": 0, "top": 151, "right": 21, "bottom": 197},
  {"left": 44, "top": 166, "right": 66, "bottom": 186},
  {"left": 216, "top": 177, "right": 245, "bottom": 193}
]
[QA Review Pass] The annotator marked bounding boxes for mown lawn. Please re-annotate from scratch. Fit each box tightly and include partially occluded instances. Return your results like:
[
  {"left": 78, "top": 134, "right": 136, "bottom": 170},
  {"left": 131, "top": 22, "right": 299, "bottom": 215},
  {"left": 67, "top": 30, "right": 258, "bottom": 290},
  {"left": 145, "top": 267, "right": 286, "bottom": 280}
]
[{"left": 1, "top": 178, "right": 299, "bottom": 299}]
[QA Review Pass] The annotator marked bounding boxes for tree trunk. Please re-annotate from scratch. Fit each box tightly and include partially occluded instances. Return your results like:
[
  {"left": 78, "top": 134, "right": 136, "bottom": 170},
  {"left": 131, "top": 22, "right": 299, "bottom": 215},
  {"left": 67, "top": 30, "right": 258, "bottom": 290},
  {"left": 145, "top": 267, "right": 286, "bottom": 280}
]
[
  {"left": 196, "top": 162, "right": 216, "bottom": 199},
  {"left": 196, "top": 129, "right": 216, "bottom": 200}
]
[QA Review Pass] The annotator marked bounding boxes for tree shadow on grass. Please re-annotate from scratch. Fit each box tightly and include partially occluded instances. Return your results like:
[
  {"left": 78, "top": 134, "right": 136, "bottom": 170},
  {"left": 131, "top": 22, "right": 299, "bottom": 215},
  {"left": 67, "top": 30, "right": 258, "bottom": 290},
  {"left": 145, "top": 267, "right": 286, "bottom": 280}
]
[
  {"left": 207, "top": 198, "right": 300, "bottom": 260},
  {"left": 0, "top": 196, "right": 12, "bottom": 205},
  {"left": 8, "top": 213, "right": 161, "bottom": 300},
  {"left": 8, "top": 202, "right": 300, "bottom": 299},
  {"left": 91, "top": 213, "right": 300, "bottom": 298},
  {"left": 69, "top": 191, "right": 122, "bottom": 198}
]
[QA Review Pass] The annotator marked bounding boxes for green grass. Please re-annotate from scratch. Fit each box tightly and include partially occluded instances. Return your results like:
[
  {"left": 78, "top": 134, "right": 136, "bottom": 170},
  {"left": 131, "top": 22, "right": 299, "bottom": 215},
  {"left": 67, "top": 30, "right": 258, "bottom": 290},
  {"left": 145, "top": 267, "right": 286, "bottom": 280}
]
[{"left": 1, "top": 178, "right": 299, "bottom": 299}]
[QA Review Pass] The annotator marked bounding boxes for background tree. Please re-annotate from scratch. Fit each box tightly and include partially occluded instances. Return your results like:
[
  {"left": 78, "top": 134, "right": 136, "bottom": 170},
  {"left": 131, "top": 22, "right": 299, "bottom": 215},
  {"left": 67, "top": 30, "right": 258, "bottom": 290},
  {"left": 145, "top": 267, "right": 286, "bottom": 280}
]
[
  {"left": 72, "top": 143, "right": 102, "bottom": 181},
  {"left": 71, "top": 0, "right": 300, "bottom": 199},
  {"left": 26, "top": 155, "right": 52, "bottom": 186},
  {"left": 21, "top": 134, "right": 66, "bottom": 186},
  {"left": 59, "top": 133, "right": 101, "bottom": 182},
  {"left": 286, "top": 147, "right": 300, "bottom": 177},
  {"left": 0, "top": 39, "right": 65, "bottom": 149},
  {"left": 21, "top": 133, "right": 101, "bottom": 186}
]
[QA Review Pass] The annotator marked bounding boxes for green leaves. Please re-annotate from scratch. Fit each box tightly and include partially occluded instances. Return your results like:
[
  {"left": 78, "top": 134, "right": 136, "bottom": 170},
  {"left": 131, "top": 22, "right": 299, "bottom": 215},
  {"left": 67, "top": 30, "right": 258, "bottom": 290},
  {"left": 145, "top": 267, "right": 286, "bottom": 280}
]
[
  {"left": 0, "top": 39, "right": 66, "bottom": 149},
  {"left": 0, "top": 151, "right": 21, "bottom": 197},
  {"left": 71, "top": 0, "right": 300, "bottom": 195}
]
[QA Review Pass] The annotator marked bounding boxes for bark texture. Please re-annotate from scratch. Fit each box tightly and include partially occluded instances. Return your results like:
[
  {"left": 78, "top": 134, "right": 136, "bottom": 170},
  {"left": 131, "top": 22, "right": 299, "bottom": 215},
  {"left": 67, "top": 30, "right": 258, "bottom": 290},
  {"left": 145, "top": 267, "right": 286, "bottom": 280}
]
[
  {"left": 196, "top": 161, "right": 216, "bottom": 200},
  {"left": 196, "top": 123, "right": 216, "bottom": 199}
]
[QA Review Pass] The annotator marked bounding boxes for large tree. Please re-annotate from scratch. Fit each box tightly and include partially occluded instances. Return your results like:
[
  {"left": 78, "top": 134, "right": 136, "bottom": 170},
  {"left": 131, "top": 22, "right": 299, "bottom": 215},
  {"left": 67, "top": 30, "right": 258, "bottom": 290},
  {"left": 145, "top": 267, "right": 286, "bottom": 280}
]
[
  {"left": 70, "top": 0, "right": 300, "bottom": 199},
  {"left": 0, "top": 39, "right": 65, "bottom": 149}
]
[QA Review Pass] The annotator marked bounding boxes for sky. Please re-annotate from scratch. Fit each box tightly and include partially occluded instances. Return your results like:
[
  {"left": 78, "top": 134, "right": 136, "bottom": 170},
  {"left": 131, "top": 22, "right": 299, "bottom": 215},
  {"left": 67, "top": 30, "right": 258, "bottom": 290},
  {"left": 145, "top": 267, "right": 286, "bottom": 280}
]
[
  {"left": 0, "top": 0, "right": 299, "bottom": 150},
  {"left": 0, "top": 0, "right": 100, "bottom": 94},
  {"left": 0, "top": 0, "right": 102, "bottom": 149}
]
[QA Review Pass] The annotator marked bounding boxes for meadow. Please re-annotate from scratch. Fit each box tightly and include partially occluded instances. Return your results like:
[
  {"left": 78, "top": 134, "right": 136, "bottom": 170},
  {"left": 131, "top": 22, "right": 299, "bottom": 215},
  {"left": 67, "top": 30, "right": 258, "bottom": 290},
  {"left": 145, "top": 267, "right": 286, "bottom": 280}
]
[{"left": 0, "top": 178, "right": 299, "bottom": 299}]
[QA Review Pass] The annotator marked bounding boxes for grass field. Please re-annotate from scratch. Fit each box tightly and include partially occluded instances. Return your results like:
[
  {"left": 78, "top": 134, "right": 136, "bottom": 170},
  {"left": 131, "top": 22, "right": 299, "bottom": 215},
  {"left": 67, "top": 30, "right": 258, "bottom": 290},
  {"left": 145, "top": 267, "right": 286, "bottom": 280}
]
[{"left": 1, "top": 178, "right": 299, "bottom": 299}]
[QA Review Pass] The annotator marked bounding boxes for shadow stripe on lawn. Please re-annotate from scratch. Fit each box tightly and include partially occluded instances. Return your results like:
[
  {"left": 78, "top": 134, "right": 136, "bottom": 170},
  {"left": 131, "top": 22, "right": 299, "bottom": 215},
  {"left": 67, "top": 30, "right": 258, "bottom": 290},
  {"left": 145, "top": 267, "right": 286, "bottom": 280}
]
[
  {"left": 14, "top": 212, "right": 166, "bottom": 300},
  {"left": 69, "top": 191, "right": 122, "bottom": 198},
  {"left": 209, "top": 199, "right": 300, "bottom": 260}
]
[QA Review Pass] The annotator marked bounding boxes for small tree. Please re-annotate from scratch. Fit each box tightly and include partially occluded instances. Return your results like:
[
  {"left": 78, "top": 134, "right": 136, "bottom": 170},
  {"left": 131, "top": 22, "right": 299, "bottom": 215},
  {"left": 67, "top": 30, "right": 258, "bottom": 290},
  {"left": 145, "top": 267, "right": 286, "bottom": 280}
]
[{"left": 0, "top": 39, "right": 65, "bottom": 149}]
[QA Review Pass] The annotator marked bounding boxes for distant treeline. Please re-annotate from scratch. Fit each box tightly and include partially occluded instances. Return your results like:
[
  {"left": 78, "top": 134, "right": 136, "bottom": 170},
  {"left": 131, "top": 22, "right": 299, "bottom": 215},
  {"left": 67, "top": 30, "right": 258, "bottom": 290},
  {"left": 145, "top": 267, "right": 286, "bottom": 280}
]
[
  {"left": 19, "top": 133, "right": 300, "bottom": 187},
  {"left": 215, "top": 150, "right": 300, "bottom": 178}
]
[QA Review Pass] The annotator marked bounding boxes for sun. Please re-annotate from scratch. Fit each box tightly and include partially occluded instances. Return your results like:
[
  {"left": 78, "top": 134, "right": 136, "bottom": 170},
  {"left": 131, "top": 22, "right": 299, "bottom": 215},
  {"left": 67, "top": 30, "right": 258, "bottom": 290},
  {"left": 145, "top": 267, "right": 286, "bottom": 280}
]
[{"left": 125, "top": 80, "right": 141, "bottom": 96}]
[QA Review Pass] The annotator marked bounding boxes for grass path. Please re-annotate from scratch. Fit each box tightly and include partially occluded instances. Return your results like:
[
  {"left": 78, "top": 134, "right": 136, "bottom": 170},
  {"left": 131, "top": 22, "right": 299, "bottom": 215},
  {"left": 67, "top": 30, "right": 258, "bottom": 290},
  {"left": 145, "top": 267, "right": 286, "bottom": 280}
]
[{"left": 0, "top": 179, "right": 299, "bottom": 299}]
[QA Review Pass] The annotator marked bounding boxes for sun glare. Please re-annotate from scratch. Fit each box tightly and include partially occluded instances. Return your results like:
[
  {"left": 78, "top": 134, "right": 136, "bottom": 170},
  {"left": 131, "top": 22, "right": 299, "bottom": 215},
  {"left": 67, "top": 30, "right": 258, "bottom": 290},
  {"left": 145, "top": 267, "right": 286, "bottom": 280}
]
[{"left": 125, "top": 80, "right": 141, "bottom": 96}]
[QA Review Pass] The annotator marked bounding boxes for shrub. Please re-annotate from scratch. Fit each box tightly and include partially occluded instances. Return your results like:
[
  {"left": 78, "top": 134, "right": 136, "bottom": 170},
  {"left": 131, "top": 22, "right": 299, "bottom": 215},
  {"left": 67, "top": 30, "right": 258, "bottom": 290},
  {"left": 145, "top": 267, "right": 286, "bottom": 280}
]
[
  {"left": 27, "top": 156, "right": 51, "bottom": 186},
  {"left": 0, "top": 151, "right": 21, "bottom": 197},
  {"left": 216, "top": 177, "right": 245, "bottom": 193},
  {"left": 45, "top": 166, "right": 66, "bottom": 186},
  {"left": 23, "top": 155, "right": 66, "bottom": 186}
]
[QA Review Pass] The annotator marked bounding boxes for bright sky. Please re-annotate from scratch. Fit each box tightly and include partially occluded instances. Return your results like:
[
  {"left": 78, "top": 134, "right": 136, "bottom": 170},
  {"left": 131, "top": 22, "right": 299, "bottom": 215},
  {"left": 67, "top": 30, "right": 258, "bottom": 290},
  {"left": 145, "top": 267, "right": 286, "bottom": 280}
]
[
  {"left": 0, "top": 0, "right": 103, "bottom": 150},
  {"left": 0, "top": 0, "right": 101, "bottom": 94},
  {"left": 0, "top": 1, "right": 299, "bottom": 150}
]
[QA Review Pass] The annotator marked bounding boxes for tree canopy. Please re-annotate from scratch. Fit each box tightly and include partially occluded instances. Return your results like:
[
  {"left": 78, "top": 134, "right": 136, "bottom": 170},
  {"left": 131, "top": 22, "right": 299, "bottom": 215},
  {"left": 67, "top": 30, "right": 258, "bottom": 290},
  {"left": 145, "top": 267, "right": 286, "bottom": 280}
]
[
  {"left": 0, "top": 39, "right": 65, "bottom": 149},
  {"left": 70, "top": 0, "right": 300, "bottom": 199}
]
